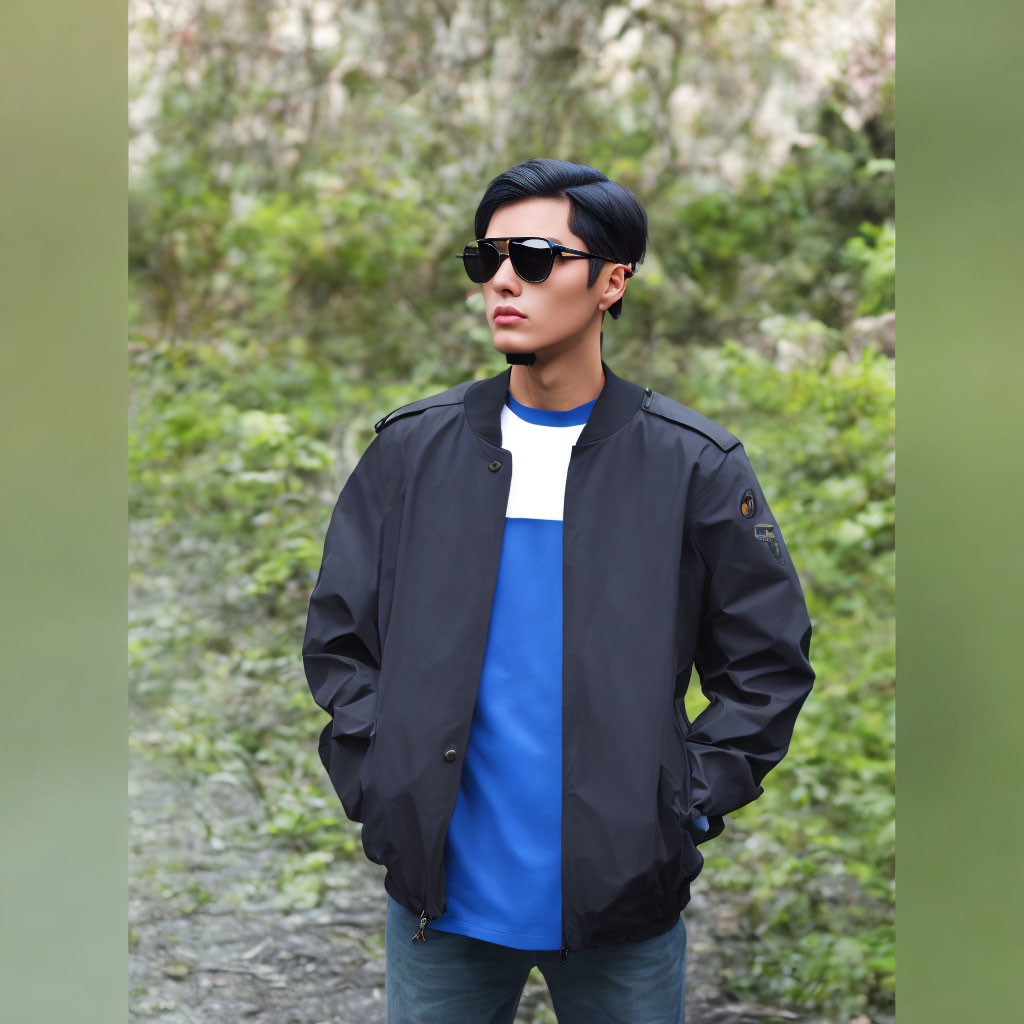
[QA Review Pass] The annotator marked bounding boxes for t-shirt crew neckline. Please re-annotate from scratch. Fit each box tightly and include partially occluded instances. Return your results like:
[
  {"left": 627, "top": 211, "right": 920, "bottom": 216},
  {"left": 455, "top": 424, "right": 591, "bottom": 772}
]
[{"left": 504, "top": 390, "right": 597, "bottom": 427}]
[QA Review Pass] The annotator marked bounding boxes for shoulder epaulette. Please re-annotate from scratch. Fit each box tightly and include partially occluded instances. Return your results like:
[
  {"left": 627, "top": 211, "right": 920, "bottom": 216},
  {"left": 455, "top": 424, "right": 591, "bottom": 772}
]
[
  {"left": 373, "top": 379, "right": 476, "bottom": 434},
  {"left": 640, "top": 388, "right": 742, "bottom": 452}
]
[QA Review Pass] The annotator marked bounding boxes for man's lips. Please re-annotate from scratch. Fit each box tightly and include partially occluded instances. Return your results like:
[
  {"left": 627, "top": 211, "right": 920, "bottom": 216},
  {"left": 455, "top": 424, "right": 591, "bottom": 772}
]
[{"left": 494, "top": 305, "right": 526, "bottom": 323}]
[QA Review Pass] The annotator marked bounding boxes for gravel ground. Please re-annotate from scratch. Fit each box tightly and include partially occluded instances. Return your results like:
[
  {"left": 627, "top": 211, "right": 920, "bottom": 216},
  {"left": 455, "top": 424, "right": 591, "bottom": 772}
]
[{"left": 129, "top": 732, "right": 845, "bottom": 1024}]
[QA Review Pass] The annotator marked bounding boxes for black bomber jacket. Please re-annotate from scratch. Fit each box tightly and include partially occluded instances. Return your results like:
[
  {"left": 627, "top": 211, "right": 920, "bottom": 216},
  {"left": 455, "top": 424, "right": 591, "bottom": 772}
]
[{"left": 302, "top": 358, "right": 815, "bottom": 961}]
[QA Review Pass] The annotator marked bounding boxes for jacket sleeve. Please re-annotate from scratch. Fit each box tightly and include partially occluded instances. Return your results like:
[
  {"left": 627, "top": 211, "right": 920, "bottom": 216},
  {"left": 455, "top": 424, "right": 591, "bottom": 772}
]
[
  {"left": 302, "top": 429, "right": 396, "bottom": 821},
  {"left": 685, "top": 443, "right": 815, "bottom": 843}
]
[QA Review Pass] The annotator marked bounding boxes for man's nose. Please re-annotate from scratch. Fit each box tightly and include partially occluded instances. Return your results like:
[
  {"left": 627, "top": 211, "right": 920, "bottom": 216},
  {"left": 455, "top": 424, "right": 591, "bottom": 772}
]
[{"left": 491, "top": 253, "right": 521, "bottom": 291}]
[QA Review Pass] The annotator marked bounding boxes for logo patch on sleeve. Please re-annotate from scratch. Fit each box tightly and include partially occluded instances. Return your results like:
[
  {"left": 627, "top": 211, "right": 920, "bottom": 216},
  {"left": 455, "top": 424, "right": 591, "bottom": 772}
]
[
  {"left": 740, "top": 488, "right": 757, "bottom": 519},
  {"left": 753, "top": 523, "right": 786, "bottom": 565}
]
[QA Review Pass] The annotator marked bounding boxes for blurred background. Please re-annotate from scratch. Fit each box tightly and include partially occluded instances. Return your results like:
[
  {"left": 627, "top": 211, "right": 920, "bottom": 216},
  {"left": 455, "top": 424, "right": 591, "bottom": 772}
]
[{"left": 128, "top": 2, "right": 894, "bottom": 1022}]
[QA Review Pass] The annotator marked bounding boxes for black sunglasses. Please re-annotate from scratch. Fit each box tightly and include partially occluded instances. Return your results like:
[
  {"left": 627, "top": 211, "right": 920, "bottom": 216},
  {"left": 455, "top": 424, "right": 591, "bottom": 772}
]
[{"left": 456, "top": 236, "right": 635, "bottom": 285}]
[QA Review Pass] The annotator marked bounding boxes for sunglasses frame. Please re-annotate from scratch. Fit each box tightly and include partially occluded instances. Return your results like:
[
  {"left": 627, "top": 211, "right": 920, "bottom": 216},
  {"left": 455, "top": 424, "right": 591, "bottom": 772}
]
[{"left": 455, "top": 236, "right": 635, "bottom": 285}]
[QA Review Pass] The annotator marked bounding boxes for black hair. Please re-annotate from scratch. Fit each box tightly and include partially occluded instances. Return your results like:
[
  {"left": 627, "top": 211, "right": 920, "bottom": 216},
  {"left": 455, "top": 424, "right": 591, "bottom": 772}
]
[{"left": 473, "top": 158, "right": 648, "bottom": 322}]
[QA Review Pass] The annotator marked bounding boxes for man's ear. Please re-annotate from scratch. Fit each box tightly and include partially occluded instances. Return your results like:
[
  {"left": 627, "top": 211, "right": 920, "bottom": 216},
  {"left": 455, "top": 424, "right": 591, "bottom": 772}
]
[{"left": 600, "top": 265, "right": 630, "bottom": 316}]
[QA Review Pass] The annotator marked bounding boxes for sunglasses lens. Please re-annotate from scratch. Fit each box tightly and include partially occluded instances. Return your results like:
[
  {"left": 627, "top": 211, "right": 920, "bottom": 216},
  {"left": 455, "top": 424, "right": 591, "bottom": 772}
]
[
  {"left": 462, "top": 238, "right": 555, "bottom": 283},
  {"left": 509, "top": 238, "right": 554, "bottom": 282},
  {"left": 461, "top": 243, "right": 498, "bottom": 283}
]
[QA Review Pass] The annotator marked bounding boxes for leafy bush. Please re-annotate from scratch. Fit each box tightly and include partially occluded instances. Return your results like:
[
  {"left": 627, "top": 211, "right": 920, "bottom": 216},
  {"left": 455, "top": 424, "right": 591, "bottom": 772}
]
[
  {"left": 646, "top": 135, "right": 895, "bottom": 351},
  {"left": 682, "top": 340, "right": 895, "bottom": 1020}
]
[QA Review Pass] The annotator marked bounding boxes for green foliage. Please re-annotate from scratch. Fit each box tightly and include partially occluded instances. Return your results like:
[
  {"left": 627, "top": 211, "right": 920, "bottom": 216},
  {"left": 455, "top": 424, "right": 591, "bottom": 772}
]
[
  {"left": 843, "top": 219, "right": 896, "bottom": 316},
  {"left": 652, "top": 138, "right": 895, "bottom": 347},
  {"left": 683, "top": 341, "right": 895, "bottom": 1019},
  {"left": 128, "top": 327, "right": 447, "bottom": 904},
  {"left": 130, "top": 166, "right": 445, "bottom": 372}
]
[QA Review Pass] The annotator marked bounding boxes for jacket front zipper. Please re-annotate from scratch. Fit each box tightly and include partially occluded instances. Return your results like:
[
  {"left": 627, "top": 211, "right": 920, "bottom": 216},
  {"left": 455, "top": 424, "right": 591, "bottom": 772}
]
[
  {"left": 414, "top": 444, "right": 513, "bottom": 947},
  {"left": 413, "top": 909, "right": 431, "bottom": 941}
]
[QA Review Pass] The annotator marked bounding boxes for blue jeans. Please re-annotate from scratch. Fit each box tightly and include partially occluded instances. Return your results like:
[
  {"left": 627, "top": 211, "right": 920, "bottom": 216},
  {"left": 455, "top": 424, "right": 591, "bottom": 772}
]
[{"left": 385, "top": 894, "right": 687, "bottom": 1024}]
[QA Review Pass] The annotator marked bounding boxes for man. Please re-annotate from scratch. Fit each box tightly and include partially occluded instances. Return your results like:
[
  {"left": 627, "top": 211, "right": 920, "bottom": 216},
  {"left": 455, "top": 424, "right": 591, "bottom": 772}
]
[{"left": 302, "top": 158, "right": 815, "bottom": 1024}]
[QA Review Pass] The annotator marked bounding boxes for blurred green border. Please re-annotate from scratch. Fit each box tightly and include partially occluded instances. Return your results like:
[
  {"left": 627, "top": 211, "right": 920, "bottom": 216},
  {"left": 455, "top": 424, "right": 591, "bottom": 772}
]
[
  {"left": 897, "top": 0, "right": 1024, "bottom": 1020},
  {"left": 0, "top": 3, "right": 126, "bottom": 1022},
  {"left": 2, "top": 1, "right": 1022, "bottom": 1022}
]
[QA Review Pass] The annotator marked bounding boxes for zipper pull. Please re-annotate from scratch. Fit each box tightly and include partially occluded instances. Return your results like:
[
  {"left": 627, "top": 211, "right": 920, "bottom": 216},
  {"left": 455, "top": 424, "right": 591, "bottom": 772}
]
[
  {"left": 560, "top": 943, "right": 569, "bottom": 965},
  {"left": 412, "top": 910, "right": 431, "bottom": 942}
]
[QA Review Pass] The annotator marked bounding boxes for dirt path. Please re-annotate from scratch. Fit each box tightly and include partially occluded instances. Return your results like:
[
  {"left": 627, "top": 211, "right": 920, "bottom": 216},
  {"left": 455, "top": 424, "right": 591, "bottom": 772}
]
[{"left": 130, "top": 726, "right": 838, "bottom": 1024}]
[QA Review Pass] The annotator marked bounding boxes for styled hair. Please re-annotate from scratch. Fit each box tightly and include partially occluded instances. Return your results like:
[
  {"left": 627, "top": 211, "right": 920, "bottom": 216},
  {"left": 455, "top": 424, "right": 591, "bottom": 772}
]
[{"left": 473, "top": 158, "right": 648, "bottom": 321}]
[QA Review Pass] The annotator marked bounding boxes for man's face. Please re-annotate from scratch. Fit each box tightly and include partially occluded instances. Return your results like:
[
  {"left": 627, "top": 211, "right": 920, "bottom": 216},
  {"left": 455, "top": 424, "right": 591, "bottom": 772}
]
[{"left": 479, "top": 197, "right": 623, "bottom": 361}]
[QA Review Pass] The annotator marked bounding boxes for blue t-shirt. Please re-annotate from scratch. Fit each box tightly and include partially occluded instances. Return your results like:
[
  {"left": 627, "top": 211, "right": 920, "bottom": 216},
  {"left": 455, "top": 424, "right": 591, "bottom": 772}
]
[{"left": 430, "top": 389, "right": 597, "bottom": 949}]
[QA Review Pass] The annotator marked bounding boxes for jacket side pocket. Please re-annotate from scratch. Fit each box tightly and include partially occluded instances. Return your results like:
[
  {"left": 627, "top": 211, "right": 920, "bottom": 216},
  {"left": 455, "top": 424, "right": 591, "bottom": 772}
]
[{"left": 325, "top": 690, "right": 379, "bottom": 823}]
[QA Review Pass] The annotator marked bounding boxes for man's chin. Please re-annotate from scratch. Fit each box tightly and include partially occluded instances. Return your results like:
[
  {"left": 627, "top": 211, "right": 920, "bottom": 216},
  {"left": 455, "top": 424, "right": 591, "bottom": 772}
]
[
  {"left": 494, "top": 336, "right": 538, "bottom": 361},
  {"left": 494, "top": 332, "right": 532, "bottom": 348}
]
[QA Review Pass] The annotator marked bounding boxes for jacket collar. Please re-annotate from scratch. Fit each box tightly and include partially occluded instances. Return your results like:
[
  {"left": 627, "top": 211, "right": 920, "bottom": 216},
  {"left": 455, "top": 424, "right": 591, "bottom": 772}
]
[{"left": 464, "top": 358, "right": 645, "bottom": 449}]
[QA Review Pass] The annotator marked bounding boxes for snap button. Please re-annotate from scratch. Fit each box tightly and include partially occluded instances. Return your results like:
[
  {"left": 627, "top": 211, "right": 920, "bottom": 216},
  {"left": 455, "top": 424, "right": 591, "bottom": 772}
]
[
  {"left": 444, "top": 747, "right": 457, "bottom": 762},
  {"left": 488, "top": 460, "right": 501, "bottom": 472}
]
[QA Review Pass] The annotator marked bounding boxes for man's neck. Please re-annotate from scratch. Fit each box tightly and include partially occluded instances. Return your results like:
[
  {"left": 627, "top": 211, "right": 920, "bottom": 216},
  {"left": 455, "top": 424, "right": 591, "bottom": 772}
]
[{"left": 507, "top": 351, "right": 605, "bottom": 411}]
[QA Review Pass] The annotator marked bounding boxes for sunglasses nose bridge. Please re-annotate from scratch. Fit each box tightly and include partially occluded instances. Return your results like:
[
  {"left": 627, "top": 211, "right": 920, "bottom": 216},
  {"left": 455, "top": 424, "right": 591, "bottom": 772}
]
[{"left": 488, "top": 247, "right": 522, "bottom": 287}]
